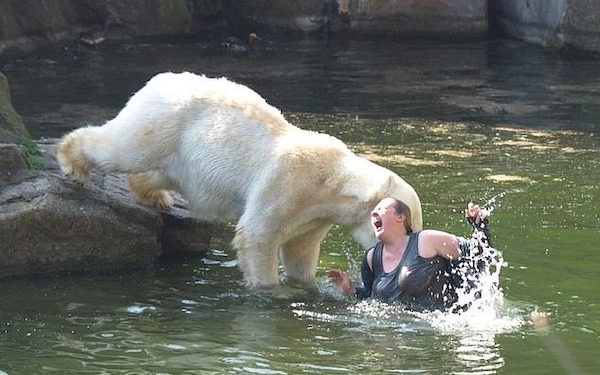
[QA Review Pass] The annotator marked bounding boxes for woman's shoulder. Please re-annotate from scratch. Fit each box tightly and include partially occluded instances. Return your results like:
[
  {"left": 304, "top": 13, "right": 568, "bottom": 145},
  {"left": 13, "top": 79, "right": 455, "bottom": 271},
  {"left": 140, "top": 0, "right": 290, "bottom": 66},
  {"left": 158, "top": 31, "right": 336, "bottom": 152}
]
[
  {"left": 417, "top": 229, "right": 453, "bottom": 239},
  {"left": 368, "top": 241, "right": 383, "bottom": 253}
]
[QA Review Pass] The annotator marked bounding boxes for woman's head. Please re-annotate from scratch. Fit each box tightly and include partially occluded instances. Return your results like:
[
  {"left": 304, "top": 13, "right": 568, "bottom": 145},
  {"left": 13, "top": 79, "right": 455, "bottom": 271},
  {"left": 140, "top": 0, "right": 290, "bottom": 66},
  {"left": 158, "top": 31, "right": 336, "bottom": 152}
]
[{"left": 371, "top": 197, "right": 413, "bottom": 240}]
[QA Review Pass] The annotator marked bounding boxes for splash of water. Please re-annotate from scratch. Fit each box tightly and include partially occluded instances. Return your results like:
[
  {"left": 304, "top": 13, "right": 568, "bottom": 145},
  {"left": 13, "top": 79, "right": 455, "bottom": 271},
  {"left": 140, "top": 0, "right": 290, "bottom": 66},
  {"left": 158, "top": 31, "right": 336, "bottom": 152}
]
[
  {"left": 422, "top": 199, "right": 523, "bottom": 333},
  {"left": 350, "top": 198, "right": 524, "bottom": 334},
  {"left": 301, "top": 196, "right": 525, "bottom": 334}
]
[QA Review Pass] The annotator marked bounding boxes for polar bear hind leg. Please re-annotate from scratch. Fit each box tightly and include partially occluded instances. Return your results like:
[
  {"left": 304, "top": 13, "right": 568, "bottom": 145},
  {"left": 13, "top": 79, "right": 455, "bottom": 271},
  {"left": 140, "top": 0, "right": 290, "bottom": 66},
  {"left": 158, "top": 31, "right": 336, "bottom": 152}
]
[
  {"left": 57, "top": 127, "right": 175, "bottom": 210},
  {"left": 127, "top": 171, "right": 174, "bottom": 210}
]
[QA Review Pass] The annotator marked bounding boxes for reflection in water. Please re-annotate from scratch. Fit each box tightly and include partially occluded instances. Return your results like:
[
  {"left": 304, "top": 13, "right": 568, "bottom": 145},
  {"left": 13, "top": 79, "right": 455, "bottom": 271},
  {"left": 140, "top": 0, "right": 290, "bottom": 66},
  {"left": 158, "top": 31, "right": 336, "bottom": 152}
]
[
  {"left": 453, "top": 333, "right": 504, "bottom": 375},
  {"left": 292, "top": 298, "right": 513, "bottom": 374},
  {"left": 292, "top": 248, "right": 524, "bottom": 375}
]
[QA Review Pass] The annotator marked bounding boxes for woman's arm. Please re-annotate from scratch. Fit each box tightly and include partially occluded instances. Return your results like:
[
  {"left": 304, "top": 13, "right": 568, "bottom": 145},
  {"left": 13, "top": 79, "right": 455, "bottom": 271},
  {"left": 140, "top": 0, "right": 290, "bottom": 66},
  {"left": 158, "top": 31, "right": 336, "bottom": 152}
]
[
  {"left": 418, "top": 230, "right": 462, "bottom": 260},
  {"left": 418, "top": 203, "right": 492, "bottom": 261}
]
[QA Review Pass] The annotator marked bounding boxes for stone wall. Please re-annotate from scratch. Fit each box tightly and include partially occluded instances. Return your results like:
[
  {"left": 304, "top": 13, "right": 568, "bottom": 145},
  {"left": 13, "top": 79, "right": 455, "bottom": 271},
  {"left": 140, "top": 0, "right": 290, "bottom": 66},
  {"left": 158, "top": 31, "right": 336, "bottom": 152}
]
[
  {"left": 334, "top": 0, "right": 488, "bottom": 37},
  {"left": 0, "top": 0, "right": 489, "bottom": 57},
  {"left": 0, "top": 0, "right": 222, "bottom": 56},
  {"left": 490, "top": 0, "right": 600, "bottom": 51},
  {"left": 2, "top": 0, "right": 600, "bottom": 55},
  {"left": 238, "top": 0, "right": 488, "bottom": 37}
]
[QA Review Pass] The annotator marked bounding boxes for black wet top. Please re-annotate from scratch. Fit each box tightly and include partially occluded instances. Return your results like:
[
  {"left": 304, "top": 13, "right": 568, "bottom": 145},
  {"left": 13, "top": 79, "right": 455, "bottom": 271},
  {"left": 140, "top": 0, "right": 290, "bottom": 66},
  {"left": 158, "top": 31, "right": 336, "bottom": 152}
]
[{"left": 356, "top": 232, "right": 459, "bottom": 311}]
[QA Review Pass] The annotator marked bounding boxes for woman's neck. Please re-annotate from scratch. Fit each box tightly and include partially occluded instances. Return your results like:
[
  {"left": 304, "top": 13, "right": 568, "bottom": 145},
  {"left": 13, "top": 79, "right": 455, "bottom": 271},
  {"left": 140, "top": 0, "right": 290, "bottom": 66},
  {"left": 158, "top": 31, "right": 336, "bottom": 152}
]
[{"left": 383, "top": 232, "right": 409, "bottom": 253}]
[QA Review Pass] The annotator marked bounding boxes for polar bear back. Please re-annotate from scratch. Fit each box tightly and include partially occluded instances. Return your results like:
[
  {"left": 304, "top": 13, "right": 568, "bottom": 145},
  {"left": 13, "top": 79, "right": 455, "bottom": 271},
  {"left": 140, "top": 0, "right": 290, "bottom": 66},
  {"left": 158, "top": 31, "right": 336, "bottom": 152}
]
[
  {"left": 103, "top": 72, "right": 352, "bottom": 221},
  {"left": 168, "top": 116, "right": 352, "bottom": 221},
  {"left": 120, "top": 72, "right": 291, "bottom": 135}
]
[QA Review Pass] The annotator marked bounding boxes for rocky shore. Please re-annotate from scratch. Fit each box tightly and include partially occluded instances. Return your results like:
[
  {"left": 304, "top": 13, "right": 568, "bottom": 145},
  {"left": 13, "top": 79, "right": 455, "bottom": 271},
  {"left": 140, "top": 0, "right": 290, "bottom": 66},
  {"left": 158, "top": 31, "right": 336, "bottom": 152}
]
[{"left": 0, "top": 138, "right": 216, "bottom": 278}]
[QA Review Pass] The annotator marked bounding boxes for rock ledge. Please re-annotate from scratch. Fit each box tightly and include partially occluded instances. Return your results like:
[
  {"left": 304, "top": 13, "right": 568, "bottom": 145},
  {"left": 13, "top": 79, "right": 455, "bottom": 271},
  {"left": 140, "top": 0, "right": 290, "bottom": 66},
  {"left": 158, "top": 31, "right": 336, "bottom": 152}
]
[{"left": 0, "top": 139, "right": 215, "bottom": 279}]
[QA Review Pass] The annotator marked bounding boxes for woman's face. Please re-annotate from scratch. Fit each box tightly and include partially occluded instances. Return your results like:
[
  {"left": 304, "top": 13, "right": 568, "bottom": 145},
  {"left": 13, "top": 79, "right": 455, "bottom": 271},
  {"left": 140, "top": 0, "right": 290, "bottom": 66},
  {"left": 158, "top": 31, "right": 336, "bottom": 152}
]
[{"left": 370, "top": 198, "right": 403, "bottom": 240}]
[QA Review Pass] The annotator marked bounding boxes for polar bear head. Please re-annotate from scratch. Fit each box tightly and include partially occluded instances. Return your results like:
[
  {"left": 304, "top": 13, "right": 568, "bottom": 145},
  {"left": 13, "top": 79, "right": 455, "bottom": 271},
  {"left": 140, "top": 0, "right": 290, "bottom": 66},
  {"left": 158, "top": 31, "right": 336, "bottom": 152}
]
[{"left": 344, "top": 162, "right": 423, "bottom": 250}]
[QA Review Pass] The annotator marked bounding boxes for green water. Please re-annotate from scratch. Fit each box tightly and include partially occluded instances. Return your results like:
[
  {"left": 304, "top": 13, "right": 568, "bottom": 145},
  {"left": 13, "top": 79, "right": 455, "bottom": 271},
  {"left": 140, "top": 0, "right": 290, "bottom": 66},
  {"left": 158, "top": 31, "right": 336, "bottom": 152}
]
[{"left": 0, "top": 37, "right": 598, "bottom": 374}]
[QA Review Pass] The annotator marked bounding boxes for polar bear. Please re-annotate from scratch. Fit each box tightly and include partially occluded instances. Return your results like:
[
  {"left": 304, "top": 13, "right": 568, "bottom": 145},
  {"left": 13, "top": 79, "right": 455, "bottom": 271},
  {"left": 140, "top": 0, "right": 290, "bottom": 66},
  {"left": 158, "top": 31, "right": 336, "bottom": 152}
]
[{"left": 56, "top": 72, "right": 422, "bottom": 288}]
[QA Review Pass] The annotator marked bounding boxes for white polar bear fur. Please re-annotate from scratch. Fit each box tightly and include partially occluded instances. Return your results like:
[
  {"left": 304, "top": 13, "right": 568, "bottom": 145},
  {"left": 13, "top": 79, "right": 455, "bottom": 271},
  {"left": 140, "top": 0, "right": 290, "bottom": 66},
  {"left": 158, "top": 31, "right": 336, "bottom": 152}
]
[{"left": 56, "top": 72, "right": 422, "bottom": 288}]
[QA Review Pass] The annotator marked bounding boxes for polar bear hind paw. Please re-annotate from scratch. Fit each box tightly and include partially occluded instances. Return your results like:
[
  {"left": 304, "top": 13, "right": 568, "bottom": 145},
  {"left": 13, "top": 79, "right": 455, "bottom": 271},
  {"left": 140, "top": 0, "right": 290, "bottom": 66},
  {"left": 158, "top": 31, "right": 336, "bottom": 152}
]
[
  {"left": 127, "top": 173, "right": 174, "bottom": 210},
  {"left": 56, "top": 132, "right": 93, "bottom": 184},
  {"left": 131, "top": 188, "right": 174, "bottom": 210}
]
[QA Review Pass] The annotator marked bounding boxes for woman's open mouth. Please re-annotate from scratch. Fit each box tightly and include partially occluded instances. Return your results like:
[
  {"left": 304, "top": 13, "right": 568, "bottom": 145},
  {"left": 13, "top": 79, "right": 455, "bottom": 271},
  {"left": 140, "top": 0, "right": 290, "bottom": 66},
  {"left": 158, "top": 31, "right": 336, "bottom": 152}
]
[{"left": 372, "top": 217, "right": 382, "bottom": 230}]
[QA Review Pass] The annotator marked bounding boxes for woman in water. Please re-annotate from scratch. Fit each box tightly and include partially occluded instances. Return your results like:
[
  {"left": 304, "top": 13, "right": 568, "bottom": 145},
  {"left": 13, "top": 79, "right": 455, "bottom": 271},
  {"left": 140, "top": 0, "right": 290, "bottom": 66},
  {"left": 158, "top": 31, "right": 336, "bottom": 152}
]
[{"left": 328, "top": 198, "right": 492, "bottom": 312}]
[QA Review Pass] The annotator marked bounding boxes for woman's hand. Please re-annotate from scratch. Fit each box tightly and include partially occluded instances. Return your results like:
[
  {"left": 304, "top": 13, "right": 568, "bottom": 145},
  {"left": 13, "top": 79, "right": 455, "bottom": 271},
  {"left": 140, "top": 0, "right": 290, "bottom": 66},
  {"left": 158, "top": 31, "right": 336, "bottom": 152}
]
[
  {"left": 328, "top": 269, "right": 356, "bottom": 297},
  {"left": 465, "top": 202, "right": 492, "bottom": 247},
  {"left": 465, "top": 202, "right": 489, "bottom": 225}
]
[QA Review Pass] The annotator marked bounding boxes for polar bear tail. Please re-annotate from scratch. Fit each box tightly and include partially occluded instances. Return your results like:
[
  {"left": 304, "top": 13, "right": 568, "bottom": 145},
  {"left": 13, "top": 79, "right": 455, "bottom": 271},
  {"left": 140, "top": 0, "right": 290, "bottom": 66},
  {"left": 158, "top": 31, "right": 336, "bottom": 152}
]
[{"left": 56, "top": 127, "right": 96, "bottom": 183}]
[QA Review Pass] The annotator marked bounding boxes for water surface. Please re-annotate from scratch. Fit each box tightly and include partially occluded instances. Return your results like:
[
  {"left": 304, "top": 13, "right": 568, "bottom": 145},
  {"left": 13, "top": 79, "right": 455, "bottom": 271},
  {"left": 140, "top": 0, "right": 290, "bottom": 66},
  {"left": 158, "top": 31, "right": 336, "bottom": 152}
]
[{"left": 0, "top": 36, "right": 598, "bottom": 374}]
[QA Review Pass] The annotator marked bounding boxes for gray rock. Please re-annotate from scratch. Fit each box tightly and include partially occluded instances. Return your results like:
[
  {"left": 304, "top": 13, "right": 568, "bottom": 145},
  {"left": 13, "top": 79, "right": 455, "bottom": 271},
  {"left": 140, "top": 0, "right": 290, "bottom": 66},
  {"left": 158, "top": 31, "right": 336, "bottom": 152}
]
[
  {"left": 0, "top": 140, "right": 215, "bottom": 279},
  {"left": 0, "top": 143, "right": 27, "bottom": 173},
  {"left": 0, "top": 72, "right": 30, "bottom": 139},
  {"left": 334, "top": 0, "right": 488, "bottom": 37},
  {"left": 0, "top": 0, "right": 491, "bottom": 57},
  {"left": 244, "top": 0, "right": 488, "bottom": 37},
  {"left": 491, "top": 0, "right": 600, "bottom": 52}
]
